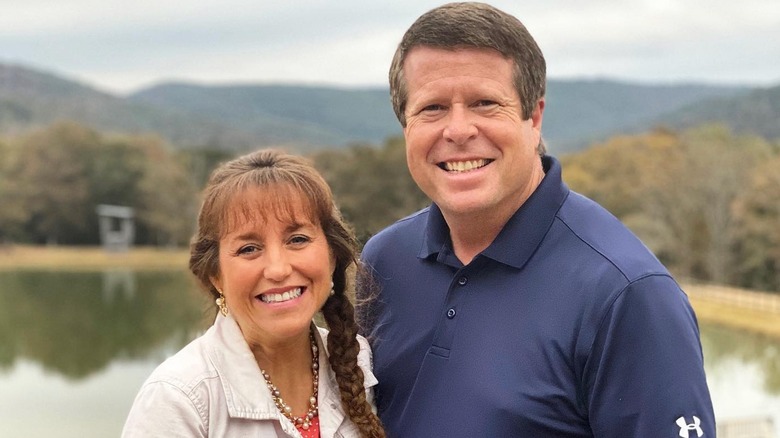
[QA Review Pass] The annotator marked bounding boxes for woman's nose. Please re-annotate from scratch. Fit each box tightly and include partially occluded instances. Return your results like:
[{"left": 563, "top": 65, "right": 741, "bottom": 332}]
[{"left": 263, "top": 248, "right": 292, "bottom": 281}]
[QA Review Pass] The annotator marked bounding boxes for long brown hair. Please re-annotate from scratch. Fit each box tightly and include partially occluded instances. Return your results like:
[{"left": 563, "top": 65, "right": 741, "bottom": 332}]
[{"left": 189, "top": 148, "right": 385, "bottom": 437}]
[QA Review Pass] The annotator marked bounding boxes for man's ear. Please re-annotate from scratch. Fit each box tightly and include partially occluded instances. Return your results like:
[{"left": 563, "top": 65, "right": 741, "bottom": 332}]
[{"left": 531, "top": 98, "right": 545, "bottom": 131}]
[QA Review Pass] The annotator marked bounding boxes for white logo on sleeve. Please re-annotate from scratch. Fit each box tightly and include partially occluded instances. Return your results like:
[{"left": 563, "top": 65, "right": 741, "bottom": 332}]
[{"left": 676, "top": 416, "right": 704, "bottom": 437}]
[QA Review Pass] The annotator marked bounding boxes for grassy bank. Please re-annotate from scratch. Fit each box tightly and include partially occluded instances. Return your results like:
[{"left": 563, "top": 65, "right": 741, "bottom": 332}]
[
  {"left": 2, "top": 245, "right": 778, "bottom": 339},
  {"left": 688, "top": 296, "right": 780, "bottom": 339},
  {"left": 0, "top": 244, "right": 189, "bottom": 271}
]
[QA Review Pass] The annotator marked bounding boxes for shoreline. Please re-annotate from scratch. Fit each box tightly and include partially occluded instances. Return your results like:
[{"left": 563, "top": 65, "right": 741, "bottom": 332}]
[
  {"left": 0, "top": 244, "right": 189, "bottom": 271},
  {"left": 2, "top": 245, "right": 778, "bottom": 339}
]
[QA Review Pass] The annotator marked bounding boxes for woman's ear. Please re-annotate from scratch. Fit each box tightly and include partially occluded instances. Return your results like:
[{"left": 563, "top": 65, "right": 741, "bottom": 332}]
[{"left": 210, "top": 276, "right": 223, "bottom": 293}]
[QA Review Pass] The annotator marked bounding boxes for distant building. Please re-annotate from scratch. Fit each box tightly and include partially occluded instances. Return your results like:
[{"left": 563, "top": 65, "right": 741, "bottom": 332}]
[{"left": 96, "top": 204, "right": 135, "bottom": 252}]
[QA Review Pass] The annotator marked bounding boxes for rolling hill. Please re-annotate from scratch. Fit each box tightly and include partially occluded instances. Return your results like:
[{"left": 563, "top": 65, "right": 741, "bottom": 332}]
[
  {"left": 2, "top": 61, "right": 774, "bottom": 154},
  {"left": 656, "top": 84, "right": 780, "bottom": 140}
]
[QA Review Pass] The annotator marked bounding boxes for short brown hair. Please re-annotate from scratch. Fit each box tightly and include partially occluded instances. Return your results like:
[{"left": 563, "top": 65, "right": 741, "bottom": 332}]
[{"left": 389, "top": 2, "right": 546, "bottom": 127}]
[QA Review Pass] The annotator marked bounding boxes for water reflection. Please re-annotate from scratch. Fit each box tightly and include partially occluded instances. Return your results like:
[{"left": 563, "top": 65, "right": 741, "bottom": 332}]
[
  {"left": 0, "top": 269, "right": 210, "bottom": 380},
  {"left": 0, "top": 270, "right": 778, "bottom": 437},
  {"left": 701, "top": 322, "right": 780, "bottom": 395},
  {"left": 700, "top": 322, "right": 780, "bottom": 436}
]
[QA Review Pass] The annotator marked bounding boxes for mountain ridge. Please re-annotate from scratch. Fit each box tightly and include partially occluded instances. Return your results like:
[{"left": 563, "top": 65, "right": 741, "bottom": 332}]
[{"left": 2, "top": 62, "right": 775, "bottom": 153}]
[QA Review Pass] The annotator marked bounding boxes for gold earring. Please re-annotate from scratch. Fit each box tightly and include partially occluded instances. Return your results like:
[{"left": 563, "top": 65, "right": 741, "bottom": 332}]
[{"left": 215, "top": 289, "right": 228, "bottom": 316}]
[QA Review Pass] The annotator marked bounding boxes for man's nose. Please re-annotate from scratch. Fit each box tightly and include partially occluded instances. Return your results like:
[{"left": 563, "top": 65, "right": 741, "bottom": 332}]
[{"left": 443, "top": 106, "right": 478, "bottom": 145}]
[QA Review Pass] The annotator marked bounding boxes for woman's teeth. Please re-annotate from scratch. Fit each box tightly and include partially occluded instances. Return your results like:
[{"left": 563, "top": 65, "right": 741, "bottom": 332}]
[{"left": 260, "top": 287, "right": 303, "bottom": 303}]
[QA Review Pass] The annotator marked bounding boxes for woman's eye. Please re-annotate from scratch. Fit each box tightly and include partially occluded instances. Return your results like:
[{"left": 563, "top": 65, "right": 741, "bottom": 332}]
[
  {"left": 289, "top": 235, "right": 311, "bottom": 245},
  {"left": 237, "top": 245, "right": 258, "bottom": 255}
]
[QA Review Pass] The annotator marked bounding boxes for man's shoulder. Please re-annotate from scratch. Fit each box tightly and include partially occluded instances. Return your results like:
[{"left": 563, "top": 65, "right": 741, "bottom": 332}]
[{"left": 555, "top": 191, "right": 668, "bottom": 280}]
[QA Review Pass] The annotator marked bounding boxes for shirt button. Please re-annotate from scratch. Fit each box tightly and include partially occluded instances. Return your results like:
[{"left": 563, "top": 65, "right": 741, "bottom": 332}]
[
  {"left": 457, "top": 277, "right": 468, "bottom": 286},
  {"left": 447, "top": 308, "right": 456, "bottom": 318}
]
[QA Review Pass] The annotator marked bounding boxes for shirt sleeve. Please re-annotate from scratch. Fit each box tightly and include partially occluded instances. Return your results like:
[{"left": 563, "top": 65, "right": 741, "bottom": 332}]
[
  {"left": 121, "top": 381, "right": 207, "bottom": 438},
  {"left": 585, "top": 274, "right": 715, "bottom": 437}
]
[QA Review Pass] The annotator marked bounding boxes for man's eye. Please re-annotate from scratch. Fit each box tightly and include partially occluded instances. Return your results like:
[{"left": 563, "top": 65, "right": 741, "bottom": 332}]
[
  {"left": 474, "top": 100, "right": 497, "bottom": 107},
  {"left": 422, "top": 104, "right": 445, "bottom": 112}
]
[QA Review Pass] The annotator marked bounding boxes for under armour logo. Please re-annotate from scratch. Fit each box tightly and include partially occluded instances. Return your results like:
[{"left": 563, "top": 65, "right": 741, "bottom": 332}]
[{"left": 676, "top": 416, "right": 704, "bottom": 438}]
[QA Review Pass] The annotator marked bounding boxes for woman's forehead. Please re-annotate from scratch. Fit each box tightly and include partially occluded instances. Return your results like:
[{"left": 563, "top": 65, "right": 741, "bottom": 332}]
[{"left": 220, "top": 186, "right": 319, "bottom": 234}]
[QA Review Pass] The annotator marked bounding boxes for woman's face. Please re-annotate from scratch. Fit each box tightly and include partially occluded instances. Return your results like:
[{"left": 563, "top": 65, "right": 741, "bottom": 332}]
[{"left": 211, "top": 187, "right": 335, "bottom": 348}]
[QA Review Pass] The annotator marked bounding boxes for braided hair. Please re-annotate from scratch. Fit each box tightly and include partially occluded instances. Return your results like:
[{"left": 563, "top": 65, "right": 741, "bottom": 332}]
[{"left": 189, "top": 149, "right": 385, "bottom": 438}]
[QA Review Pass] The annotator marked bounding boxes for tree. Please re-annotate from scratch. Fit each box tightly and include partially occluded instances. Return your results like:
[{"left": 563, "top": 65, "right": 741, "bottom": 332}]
[
  {"left": 11, "top": 122, "right": 101, "bottom": 244},
  {"left": 313, "top": 137, "right": 429, "bottom": 243},
  {"left": 4, "top": 122, "right": 198, "bottom": 246},
  {"left": 673, "top": 125, "right": 772, "bottom": 283},
  {"left": 133, "top": 135, "right": 197, "bottom": 246},
  {"left": 731, "top": 155, "right": 780, "bottom": 291},
  {"left": 0, "top": 140, "right": 27, "bottom": 242},
  {"left": 562, "top": 124, "right": 773, "bottom": 285}
]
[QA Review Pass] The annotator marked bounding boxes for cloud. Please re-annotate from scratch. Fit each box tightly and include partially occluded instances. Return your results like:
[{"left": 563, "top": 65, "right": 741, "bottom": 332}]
[{"left": 1, "top": 0, "right": 778, "bottom": 93}]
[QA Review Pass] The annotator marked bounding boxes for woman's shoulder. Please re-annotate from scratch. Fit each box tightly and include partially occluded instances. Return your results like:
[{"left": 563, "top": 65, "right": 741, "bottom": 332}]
[{"left": 141, "top": 329, "right": 218, "bottom": 391}]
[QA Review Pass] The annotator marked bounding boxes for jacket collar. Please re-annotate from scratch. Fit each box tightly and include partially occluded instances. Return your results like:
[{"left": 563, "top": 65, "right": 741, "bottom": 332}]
[
  {"left": 206, "top": 315, "right": 376, "bottom": 435},
  {"left": 207, "top": 314, "right": 292, "bottom": 426}
]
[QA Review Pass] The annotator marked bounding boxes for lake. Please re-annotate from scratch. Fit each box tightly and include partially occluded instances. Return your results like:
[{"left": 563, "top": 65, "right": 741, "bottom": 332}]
[{"left": 1, "top": 269, "right": 778, "bottom": 437}]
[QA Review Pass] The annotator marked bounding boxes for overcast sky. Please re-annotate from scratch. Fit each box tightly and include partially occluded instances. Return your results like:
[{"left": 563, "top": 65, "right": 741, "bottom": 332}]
[{"left": 2, "top": 0, "right": 779, "bottom": 95}]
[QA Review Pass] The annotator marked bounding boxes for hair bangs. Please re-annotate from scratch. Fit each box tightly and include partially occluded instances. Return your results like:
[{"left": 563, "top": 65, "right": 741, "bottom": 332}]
[{"left": 219, "top": 181, "right": 329, "bottom": 238}]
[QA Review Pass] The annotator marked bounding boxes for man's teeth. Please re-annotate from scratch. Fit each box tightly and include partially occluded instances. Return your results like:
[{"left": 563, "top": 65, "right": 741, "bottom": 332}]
[
  {"left": 260, "top": 288, "right": 303, "bottom": 303},
  {"left": 443, "top": 159, "right": 488, "bottom": 172}
]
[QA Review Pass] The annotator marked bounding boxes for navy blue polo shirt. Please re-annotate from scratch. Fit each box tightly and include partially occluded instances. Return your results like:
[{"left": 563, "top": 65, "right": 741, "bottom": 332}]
[{"left": 359, "top": 156, "right": 714, "bottom": 437}]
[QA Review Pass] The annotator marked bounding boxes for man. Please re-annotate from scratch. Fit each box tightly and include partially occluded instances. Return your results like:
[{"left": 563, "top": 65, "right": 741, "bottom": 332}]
[{"left": 358, "top": 2, "right": 715, "bottom": 437}]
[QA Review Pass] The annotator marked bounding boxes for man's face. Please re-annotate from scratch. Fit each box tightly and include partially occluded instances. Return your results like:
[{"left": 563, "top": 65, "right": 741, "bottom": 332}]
[{"left": 402, "top": 46, "right": 545, "bottom": 223}]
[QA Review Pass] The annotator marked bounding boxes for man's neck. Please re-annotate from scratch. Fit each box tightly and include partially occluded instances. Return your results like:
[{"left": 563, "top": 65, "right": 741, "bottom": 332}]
[
  {"left": 445, "top": 204, "right": 515, "bottom": 265},
  {"left": 444, "top": 161, "right": 547, "bottom": 265}
]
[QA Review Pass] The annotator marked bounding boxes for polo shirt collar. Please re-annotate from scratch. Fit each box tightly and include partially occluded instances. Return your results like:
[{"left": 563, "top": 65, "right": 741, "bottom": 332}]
[{"left": 419, "top": 155, "right": 569, "bottom": 269}]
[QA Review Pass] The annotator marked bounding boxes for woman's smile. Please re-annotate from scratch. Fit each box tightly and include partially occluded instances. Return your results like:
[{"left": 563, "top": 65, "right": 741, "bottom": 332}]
[{"left": 257, "top": 286, "right": 305, "bottom": 304}]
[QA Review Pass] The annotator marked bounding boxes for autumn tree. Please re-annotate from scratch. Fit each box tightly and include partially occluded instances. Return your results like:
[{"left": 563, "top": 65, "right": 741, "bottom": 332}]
[
  {"left": 672, "top": 125, "right": 772, "bottom": 282},
  {"left": 562, "top": 124, "right": 773, "bottom": 285},
  {"left": 731, "top": 154, "right": 780, "bottom": 291},
  {"left": 313, "top": 137, "right": 429, "bottom": 243}
]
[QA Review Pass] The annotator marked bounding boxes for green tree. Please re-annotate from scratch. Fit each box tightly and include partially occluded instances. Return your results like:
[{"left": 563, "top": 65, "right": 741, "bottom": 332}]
[
  {"left": 5, "top": 122, "right": 198, "bottom": 246},
  {"left": 0, "top": 139, "right": 28, "bottom": 242},
  {"left": 134, "top": 135, "right": 198, "bottom": 246},
  {"left": 11, "top": 122, "right": 101, "bottom": 244}
]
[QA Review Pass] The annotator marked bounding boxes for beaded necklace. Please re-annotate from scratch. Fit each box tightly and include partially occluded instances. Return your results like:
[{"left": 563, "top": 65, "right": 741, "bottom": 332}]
[{"left": 260, "top": 330, "right": 319, "bottom": 431}]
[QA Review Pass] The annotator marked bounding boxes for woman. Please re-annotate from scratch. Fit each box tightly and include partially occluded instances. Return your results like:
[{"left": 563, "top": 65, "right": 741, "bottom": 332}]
[{"left": 123, "top": 149, "right": 385, "bottom": 438}]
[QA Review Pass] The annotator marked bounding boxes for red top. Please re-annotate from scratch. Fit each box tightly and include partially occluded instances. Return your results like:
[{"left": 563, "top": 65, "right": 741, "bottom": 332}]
[{"left": 296, "top": 415, "right": 320, "bottom": 438}]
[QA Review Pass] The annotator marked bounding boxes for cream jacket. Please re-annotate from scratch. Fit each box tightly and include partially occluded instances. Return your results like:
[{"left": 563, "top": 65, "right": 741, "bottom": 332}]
[{"left": 122, "top": 314, "right": 378, "bottom": 438}]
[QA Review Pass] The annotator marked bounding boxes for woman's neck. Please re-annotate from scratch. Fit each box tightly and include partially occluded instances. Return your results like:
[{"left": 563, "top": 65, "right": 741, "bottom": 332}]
[{"left": 252, "top": 329, "right": 318, "bottom": 417}]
